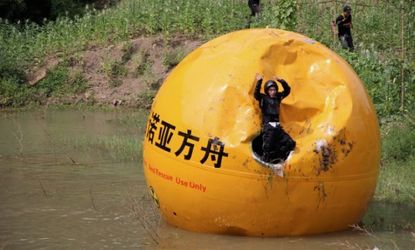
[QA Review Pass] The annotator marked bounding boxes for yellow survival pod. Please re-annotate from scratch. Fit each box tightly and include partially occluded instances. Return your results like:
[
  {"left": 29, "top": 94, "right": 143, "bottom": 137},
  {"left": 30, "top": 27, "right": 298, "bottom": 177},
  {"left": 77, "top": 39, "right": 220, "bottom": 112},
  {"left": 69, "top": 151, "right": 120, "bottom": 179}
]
[{"left": 142, "top": 29, "right": 380, "bottom": 236}]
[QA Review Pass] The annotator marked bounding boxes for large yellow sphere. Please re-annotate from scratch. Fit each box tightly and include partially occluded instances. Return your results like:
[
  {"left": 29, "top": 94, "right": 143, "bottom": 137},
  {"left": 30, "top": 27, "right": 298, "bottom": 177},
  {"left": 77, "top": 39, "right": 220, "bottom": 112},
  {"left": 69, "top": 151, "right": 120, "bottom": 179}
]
[{"left": 143, "top": 29, "right": 380, "bottom": 236}]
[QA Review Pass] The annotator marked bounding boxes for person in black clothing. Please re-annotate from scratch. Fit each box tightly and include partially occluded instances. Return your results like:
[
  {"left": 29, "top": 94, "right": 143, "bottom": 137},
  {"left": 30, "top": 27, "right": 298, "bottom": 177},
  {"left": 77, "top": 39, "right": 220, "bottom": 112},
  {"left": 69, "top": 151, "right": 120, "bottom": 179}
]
[
  {"left": 248, "top": 0, "right": 260, "bottom": 17},
  {"left": 246, "top": 0, "right": 260, "bottom": 28},
  {"left": 335, "top": 5, "right": 354, "bottom": 51},
  {"left": 254, "top": 73, "right": 296, "bottom": 163}
]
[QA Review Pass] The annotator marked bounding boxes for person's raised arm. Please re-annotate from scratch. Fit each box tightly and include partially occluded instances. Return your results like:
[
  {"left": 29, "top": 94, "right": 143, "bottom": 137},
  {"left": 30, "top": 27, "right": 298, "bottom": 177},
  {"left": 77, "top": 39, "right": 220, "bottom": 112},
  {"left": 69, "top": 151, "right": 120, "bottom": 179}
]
[
  {"left": 274, "top": 76, "right": 291, "bottom": 99},
  {"left": 254, "top": 73, "right": 263, "bottom": 101}
]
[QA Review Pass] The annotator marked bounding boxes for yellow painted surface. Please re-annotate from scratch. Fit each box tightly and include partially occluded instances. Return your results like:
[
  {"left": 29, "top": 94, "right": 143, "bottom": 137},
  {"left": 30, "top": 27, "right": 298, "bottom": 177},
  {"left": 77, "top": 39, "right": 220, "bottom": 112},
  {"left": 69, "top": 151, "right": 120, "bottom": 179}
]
[{"left": 142, "top": 29, "right": 380, "bottom": 236}]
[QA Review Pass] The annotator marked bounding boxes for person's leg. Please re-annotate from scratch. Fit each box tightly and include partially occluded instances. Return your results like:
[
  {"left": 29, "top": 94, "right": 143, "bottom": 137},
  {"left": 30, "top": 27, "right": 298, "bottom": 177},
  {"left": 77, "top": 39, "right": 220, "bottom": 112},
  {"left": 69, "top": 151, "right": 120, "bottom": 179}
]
[
  {"left": 276, "top": 126, "right": 296, "bottom": 159},
  {"left": 347, "top": 34, "right": 354, "bottom": 51},
  {"left": 248, "top": 2, "right": 255, "bottom": 16},
  {"left": 262, "top": 124, "right": 275, "bottom": 162},
  {"left": 246, "top": 2, "right": 254, "bottom": 28},
  {"left": 339, "top": 35, "right": 349, "bottom": 50},
  {"left": 252, "top": 4, "right": 260, "bottom": 16}
]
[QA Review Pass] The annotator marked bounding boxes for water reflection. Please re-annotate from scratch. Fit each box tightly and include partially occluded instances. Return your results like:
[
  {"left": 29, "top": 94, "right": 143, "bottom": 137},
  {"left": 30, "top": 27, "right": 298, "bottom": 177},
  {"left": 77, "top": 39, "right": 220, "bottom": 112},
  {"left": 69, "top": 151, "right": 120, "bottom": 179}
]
[{"left": 0, "top": 110, "right": 413, "bottom": 249}]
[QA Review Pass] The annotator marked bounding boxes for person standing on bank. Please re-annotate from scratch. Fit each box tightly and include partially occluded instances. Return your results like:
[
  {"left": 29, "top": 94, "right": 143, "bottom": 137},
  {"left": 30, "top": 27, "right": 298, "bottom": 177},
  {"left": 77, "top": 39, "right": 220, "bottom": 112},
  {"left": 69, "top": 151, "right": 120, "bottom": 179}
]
[
  {"left": 335, "top": 5, "right": 354, "bottom": 51},
  {"left": 253, "top": 73, "right": 296, "bottom": 163},
  {"left": 246, "top": 0, "right": 260, "bottom": 28},
  {"left": 248, "top": 0, "right": 261, "bottom": 17}
]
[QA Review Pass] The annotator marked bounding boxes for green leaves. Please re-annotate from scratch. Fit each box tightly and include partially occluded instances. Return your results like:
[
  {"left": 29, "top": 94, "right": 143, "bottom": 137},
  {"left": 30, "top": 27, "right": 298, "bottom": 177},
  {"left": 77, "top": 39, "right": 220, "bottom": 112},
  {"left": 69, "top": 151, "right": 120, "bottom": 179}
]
[
  {"left": 250, "top": 0, "right": 297, "bottom": 30},
  {"left": 0, "top": 0, "right": 414, "bottom": 112},
  {"left": 382, "top": 117, "right": 415, "bottom": 163}
]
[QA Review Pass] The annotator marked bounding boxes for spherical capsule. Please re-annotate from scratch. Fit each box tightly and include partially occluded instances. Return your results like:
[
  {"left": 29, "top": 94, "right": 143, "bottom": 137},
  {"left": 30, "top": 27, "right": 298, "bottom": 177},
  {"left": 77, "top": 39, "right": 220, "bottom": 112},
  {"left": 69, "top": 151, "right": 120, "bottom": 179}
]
[{"left": 143, "top": 29, "right": 380, "bottom": 236}]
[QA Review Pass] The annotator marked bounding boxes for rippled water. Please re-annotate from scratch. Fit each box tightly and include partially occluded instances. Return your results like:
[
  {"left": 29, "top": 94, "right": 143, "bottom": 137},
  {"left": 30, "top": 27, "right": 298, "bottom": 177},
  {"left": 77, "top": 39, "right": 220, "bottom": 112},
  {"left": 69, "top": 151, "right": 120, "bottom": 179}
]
[{"left": 0, "top": 109, "right": 414, "bottom": 249}]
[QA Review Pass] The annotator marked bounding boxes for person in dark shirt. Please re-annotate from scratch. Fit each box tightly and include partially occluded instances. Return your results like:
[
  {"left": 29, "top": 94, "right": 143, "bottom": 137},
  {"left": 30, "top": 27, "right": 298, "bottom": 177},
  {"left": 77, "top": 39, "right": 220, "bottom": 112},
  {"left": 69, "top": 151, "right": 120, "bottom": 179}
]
[
  {"left": 254, "top": 73, "right": 296, "bottom": 163},
  {"left": 246, "top": 0, "right": 260, "bottom": 28},
  {"left": 335, "top": 5, "right": 354, "bottom": 51},
  {"left": 248, "top": 0, "right": 260, "bottom": 17}
]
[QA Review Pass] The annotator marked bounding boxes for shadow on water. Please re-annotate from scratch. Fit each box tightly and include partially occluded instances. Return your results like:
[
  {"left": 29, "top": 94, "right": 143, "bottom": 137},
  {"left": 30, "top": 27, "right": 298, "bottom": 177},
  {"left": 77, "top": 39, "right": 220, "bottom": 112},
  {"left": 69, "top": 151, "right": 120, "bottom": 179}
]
[{"left": 0, "top": 109, "right": 414, "bottom": 249}]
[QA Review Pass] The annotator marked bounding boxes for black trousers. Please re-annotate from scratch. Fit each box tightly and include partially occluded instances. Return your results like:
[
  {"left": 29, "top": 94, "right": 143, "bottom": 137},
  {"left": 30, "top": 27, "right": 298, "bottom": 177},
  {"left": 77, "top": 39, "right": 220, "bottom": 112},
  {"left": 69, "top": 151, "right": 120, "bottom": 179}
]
[
  {"left": 339, "top": 34, "right": 354, "bottom": 51},
  {"left": 262, "top": 123, "right": 296, "bottom": 162}
]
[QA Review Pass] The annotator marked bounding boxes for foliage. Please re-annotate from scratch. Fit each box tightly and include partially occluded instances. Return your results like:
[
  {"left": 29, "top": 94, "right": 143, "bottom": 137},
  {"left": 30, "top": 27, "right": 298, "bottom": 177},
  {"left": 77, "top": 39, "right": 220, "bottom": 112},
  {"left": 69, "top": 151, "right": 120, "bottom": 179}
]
[
  {"left": 36, "top": 65, "right": 88, "bottom": 97},
  {"left": 381, "top": 116, "right": 415, "bottom": 163},
  {"left": 162, "top": 47, "right": 186, "bottom": 69},
  {"left": 375, "top": 159, "right": 415, "bottom": 203},
  {"left": 102, "top": 59, "right": 127, "bottom": 87},
  {"left": 133, "top": 49, "right": 152, "bottom": 77},
  {"left": 0, "top": 77, "right": 32, "bottom": 107},
  {"left": 0, "top": 0, "right": 119, "bottom": 22},
  {"left": 136, "top": 90, "right": 156, "bottom": 109},
  {"left": 0, "top": 64, "right": 87, "bottom": 107},
  {"left": 251, "top": 0, "right": 297, "bottom": 30},
  {"left": 121, "top": 41, "right": 135, "bottom": 63},
  {"left": 297, "top": 0, "right": 415, "bottom": 115},
  {"left": 0, "top": 0, "right": 413, "bottom": 113},
  {"left": 338, "top": 50, "right": 401, "bottom": 116}
]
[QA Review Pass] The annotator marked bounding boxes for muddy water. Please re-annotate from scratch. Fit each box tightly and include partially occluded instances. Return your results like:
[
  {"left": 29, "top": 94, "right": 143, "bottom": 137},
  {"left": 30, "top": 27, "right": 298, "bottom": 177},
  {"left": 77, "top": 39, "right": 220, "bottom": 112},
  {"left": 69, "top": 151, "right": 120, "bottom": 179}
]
[{"left": 0, "top": 110, "right": 414, "bottom": 250}]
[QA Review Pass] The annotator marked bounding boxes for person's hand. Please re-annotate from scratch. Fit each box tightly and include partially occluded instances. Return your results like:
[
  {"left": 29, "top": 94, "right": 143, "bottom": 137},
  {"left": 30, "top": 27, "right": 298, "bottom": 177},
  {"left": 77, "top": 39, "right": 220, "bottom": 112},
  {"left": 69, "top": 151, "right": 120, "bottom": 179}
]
[
  {"left": 255, "top": 73, "right": 263, "bottom": 81},
  {"left": 273, "top": 75, "right": 282, "bottom": 81}
]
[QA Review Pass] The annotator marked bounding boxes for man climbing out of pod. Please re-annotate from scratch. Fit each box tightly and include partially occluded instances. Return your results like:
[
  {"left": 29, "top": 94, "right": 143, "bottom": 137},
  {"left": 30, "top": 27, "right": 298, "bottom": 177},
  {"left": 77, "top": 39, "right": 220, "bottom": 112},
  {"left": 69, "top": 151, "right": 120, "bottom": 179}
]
[
  {"left": 254, "top": 73, "right": 296, "bottom": 163},
  {"left": 335, "top": 4, "right": 354, "bottom": 51}
]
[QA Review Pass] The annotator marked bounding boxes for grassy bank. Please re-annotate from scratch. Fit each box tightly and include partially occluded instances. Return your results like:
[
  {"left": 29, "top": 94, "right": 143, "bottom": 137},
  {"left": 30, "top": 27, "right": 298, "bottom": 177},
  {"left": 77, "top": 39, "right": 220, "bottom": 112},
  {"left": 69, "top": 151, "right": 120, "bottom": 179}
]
[
  {"left": 1, "top": 0, "right": 414, "bottom": 114},
  {"left": 375, "top": 115, "right": 415, "bottom": 203}
]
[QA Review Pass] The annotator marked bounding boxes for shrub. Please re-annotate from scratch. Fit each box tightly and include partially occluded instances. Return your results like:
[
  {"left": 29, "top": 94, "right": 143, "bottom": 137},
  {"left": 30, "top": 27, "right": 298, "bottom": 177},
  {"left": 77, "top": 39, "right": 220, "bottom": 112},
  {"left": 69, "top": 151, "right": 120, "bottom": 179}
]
[
  {"left": 102, "top": 59, "right": 127, "bottom": 87},
  {"left": 382, "top": 116, "right": 415, "bottom": 163},
  {"left": 162, "top": 47, "right": 186, "bottom": 69}
]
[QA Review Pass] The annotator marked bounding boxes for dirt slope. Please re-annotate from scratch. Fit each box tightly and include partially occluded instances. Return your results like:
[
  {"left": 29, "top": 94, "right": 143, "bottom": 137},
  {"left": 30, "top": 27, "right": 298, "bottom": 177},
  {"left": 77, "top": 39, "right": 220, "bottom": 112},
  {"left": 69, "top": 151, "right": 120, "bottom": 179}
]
[{"left": 31, "top": 35, "right": 202, "bottom": 107}]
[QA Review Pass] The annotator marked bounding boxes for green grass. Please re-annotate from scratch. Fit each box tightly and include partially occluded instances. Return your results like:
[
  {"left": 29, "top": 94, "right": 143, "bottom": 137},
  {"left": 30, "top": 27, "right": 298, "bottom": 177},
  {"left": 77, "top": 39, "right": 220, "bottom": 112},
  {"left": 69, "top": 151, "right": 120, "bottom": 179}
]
[
  {"left": 132, "top": 49, "right": 152, "bottom": 77},
  {"left": 297, "top": 0, "right": 415, "bottom": 116},
  {"left": 66, "top": 135, "right": 143, "bottom": 162},
  {"left": 37, "top": 65, "right": 88, "bottom": 97},
  {"left": 1, "top": 0, "right": 414, "bottom": 111},
  {"left": 381, "top": 118, "right": 415, "bottom": 164},
  {"left": 374, "top": 116, "right": 415, "bottom": 203},
  {"left": 163, "top": 47, "right": 187, "bottom": 69},
  {"left": 101, "top": 56, "right": 128, "bottom": 87},
  {"left": 58, "top": 109, "right": 148, "bottom": 162},
  {"left": 121, "top": 41, "right": 135, "bottom": 63},
  {"left": 375, "top": 160, "right": 415, "bottom": 203},
  {"left": 135, "top": 89, "right": 156, "bottom": 109},
  {"left": 0, "top": 64, "right": 88, "bottom": 107}
]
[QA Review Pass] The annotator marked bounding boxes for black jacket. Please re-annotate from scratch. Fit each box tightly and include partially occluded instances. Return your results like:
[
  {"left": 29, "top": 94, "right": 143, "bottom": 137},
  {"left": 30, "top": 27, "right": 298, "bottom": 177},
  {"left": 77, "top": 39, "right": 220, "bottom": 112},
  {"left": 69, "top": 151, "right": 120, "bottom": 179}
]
[
  {"left": 336, "top": 14, "right": 352, "bottom": 37},
  {"left": 248, "top": 0, "right": 260, "bottom": 5},
  {"left": 254, "top": 79, "right": 291, "bottom": 124}
]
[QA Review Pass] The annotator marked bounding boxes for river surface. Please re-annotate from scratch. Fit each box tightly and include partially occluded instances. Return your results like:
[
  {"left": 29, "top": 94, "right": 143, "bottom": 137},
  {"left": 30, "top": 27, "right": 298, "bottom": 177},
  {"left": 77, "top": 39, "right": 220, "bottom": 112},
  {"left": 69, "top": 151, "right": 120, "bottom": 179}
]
[{"left": 0, "top": 109, "right": 414, "bottom": 249}]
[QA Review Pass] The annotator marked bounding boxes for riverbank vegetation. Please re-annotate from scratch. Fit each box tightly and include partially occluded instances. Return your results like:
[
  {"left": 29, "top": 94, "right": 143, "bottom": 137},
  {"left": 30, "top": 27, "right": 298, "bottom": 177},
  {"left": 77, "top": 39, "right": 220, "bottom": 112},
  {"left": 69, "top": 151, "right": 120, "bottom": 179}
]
[
  {"left": 1, "top": 0, "right": 414, "bottom": 220},
  {"left": 1, "top": 0, "right": 414, "bottom": 112}
]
